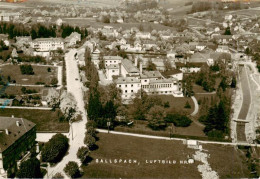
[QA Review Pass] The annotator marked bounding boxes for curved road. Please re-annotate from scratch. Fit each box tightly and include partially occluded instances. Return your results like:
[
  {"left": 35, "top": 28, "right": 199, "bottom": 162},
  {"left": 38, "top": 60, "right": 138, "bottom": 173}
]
[{"left": 45, "top": 49, "right": 88, "bottom": 178}]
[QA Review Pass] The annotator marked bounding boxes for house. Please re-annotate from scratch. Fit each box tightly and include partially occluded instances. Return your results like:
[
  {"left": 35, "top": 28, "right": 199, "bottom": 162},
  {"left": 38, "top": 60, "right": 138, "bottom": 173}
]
[
  {"left": 176, "top": 62, "right": 205, "bottom": 73},
  {"left": 11, "top": 48, "right": 18, "bottom": 58},
  {"left": 0, "top": 12, "right": 20, "bottom": 22},
  {"left": 142, "top": 40, "right": 158, "bottom": 51},
  {"left": 116, "top": 77, "right": 141, "bottom": 101},
  {"left": 101, "top": 28, "right": 119, "bottom": 38},
  {"left": 16, "top": 36, "right": 32, "bottom": 48},
  {"left": 167, "top": 50, "right": 176, "bottom": 59},
  {"left": 117, "top": 38, "right": 127, "bottom": 45},
  {"left": 135, "top": 32, "right": 151, "bottom": 39},
  {"left": 121, "top": 59, "right": 140, "bottom": 77},
  {"left": 196, "top": 42, "right": 207, "bottom": 52},
  {"left": 103, "top": 56, "right": 123, "bottom": 67},
  {"left": 216, "top": 45, "right": 230, "bottom": 53},
  {"left": 65, "top": 32, "right": 81, "bottom": 47},
  {"left": 0, "top": 116, "right": 36, "bottom": 178},
  {"left": 106, "top": 64, "right": 120, "bottom": 80},
  {"left": 214, "top": 35, "right": 233, "bottom": 45}
]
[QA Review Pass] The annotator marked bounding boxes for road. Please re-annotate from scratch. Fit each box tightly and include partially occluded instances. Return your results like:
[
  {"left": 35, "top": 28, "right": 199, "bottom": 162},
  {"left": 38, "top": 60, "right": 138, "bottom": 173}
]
[
  {"left": 190, "top": 96, "right": 199, "bottom": 116},
  {"left": 45, "top": 49, "right": 88, "bottom": 178},
  {"left": 97, "top": 129, "right": 260, "bottom": 147}
]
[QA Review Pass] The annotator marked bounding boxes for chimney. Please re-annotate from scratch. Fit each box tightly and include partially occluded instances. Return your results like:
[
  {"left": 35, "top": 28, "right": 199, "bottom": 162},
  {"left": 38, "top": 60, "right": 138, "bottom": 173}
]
[
  {"left": 5, "top": 129, "right": 9, "bottom": 135},
  {"left": 134, "top": 57, "right": 138, "bottom": 67},
  {"left": 140, "top": 63, "right": 143, "bottom": 75},
  {"left": 119, "top": 62, "right": 122, "bottom": 76},
  {"left": 12, "top": 115, "right": 14, "bottom": 118},
  {"left": 16, "top": 121, "right": 20, "bottom": 127}
]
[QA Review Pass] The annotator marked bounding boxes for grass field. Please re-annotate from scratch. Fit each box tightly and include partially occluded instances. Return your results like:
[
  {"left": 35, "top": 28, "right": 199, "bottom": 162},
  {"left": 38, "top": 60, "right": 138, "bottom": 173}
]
[
  {"left": 203, "top": 144, "right": 250, "bottom": 178},
  {"left": 0, "top": 108, "right": 69, "bottom": 132},
  {"left": 82, "top": 133, "right": 201, "bottom": 178},
  {"left": 0, "top": 65, "right": 57, "bottom": 85},
  {"left": 2, "top": 86, "right": 42, "bottom": 95},
  {"left": 157, "top": 95, "right": 194, "bottom": 114},
  {"left": 82, "top": 133, "right": 250, "bottom": 178}
]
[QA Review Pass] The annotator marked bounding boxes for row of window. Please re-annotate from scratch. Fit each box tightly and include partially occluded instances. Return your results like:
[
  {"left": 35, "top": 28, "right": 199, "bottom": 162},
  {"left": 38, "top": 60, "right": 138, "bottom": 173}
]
[{"left": 142, "top": 84, "right": 173, "bottom": 89}]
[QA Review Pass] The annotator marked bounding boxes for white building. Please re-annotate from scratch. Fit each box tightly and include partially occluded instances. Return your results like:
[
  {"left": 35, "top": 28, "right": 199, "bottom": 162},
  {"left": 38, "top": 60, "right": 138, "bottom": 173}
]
[
  {"left": 30, "top": 38, "right": 64, "bottom": 52},
  {"left": 106, "top": 64, "right": 120, "bottom": 80},
  {"left": 0, "top": 12, "right": 20, "bottom": 22},
  {"left": 104, "top": 56, "right": 123, "bottom": 67},
  {"left": 116, "top": 77, "right": 141, "bottom": 100},
  {"left": 135, "top": 32, "right": 151, "bottom": 39},
  {"left": 121, "top": 59, "right": 140, "bottom": 77}
]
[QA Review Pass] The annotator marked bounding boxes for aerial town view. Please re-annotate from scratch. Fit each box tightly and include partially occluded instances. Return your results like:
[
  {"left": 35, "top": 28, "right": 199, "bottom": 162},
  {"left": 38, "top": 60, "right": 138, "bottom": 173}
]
[{"left": 0, "top": 0, "right": 259, "bottom": 178}]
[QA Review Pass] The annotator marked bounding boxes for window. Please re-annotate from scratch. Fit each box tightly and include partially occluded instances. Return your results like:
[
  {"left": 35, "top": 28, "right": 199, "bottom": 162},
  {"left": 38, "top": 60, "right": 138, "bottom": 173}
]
[
  {"left": 125, "top": 85, "right": 127, "bottom": 87},
  {"left": 131, "top": 90, "right": 133, "bottom": 93},
  {"left": 125, "top": 90, "right": 127, "bottom": 93},
  {"left": 125, "top": 95, "right": 127, "bottom": 98},
  {"left": 119, "top": 85, "right": 121, "bottom": 87},
  {"left": 145, "top": 80, "right": 147, "bottom": 82},
  {"left": 112, "top": 70, "right": 115, "bottom": 72},
  {"left": 131, "top": 84, "right": 133, "bottom": 87}
]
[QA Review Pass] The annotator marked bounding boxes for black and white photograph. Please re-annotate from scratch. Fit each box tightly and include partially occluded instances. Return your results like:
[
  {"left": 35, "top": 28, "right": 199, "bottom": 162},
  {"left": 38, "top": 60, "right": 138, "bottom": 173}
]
[{"left": 0, "top": 0, "right": 259, "bottom": 178}]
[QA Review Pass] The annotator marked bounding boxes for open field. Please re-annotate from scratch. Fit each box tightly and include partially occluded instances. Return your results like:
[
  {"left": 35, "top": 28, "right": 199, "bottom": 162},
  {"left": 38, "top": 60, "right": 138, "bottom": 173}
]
[
  {"left": 0, "top": 108, "right": 69, "bottom": 132},
  {"left": 82, "top": 133, "right": 201, "bottom": 178},
  {"left": 0, "top": 65, "right": 57, "bottom": 85},
  {"left": 82, "top": 133, "right": 251, "bottom": 178},
  {"left": 2, "top": 86, "right": 42, "bottom": 95},
  {"left": 202, "top": 144, "right": 250, "bottom": 178},
  {"left": 63, "top": 18, "right": 177, "bottom": 31}
]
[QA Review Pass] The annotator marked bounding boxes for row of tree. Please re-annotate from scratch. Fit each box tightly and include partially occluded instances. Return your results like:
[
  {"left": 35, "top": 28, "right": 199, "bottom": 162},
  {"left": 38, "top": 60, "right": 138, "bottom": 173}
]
[{"left": 0, "top": 22, "right": 88, "bottom": 40}]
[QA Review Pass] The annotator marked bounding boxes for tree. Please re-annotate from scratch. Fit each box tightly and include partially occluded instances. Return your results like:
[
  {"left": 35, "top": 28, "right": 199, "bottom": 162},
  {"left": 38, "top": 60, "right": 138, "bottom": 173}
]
[
  {"left": 64, "top": 161, "right": 80, "bottom": 178},
  {"left": 51, "top": 77, "right": 58, "bottom": 86},
  {"left": 146, "top": 105, "right": 166, "bottom": 130},
  {"left": 184, "top": 101, "right": 191, "bottom": 108},
  {"left": 77, "top": 146, "right": 90, "bottom": 163},
  {"left": 52, "top": 172, "right": 64, "bottom": 179},
  {"left": 84, "top": 134, "right": 96, "bottom": 150},
  {"left": 20, "top": 65, "right": 34, "bottom": 75},
  {"left": 165, "top": 113, "right": 192, "bottom": 127},
  {"left": 60, "top": 91, "right": 78, "bottom": 121},
  {"left": 16, "top": 158, "right": 42, "bottom": 178},
  {"left": 219, "top": 77, "right": 228, "bottom": 91},
  {"left": 146, "top": 59, "right": 156, "bottom": 71},
  {"left": 163, "top": 59, "right": 172, "bottom": 71},
  {"left": 231, "top": 76, "right": 236, "bottom": 88},
  {"left": 86, "top": 126, "right": 96, "bottom": 138},
  {"left": 41, "top": 134, "right": 69, "bottom": 163},
  {"left": 224, "top": 27, "right": 232, "bottom": 35},
  {"left": 46, "top": 88, "right": 60, "bottom": 110}
]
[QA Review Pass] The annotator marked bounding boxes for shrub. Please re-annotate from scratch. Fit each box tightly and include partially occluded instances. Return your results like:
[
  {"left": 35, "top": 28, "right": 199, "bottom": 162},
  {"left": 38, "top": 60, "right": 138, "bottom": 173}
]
[
  {"left": 52, "top": 172, "right": 64, "bottom": 179},
  {"left": 86, "top": 126, "right": 96, "bottom": 138},
  {"left": 184, "top": 101, "right": 191, "bottom": 109},
  {"left": 84, "top": 134, "right": 96, "bottom": 150},
  {"left": 16, "top": 158, "right": 42, "bottom": 178},
  {"left": 41, "top": 134, "right": 69, "bottom": 163},
  {"left": 165, "top": 114, "right": 192, "bottom": 127},
  {"left": 207, "top": 129, "right": 224, "bottom": 139},
  {"left": 63, "top": 161, "right": 80, "bottom": 178},
  {"left": 77, "top": 146, "right": 89, "bottom": 163}
]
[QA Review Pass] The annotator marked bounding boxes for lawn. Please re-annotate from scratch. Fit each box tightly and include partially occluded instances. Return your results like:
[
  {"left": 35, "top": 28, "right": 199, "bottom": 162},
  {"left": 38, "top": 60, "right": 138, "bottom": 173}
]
[
  {"left": 0, "top": 108, "right": 69, "bottom": 132},
  {"left": 82, "top": 133, "right": 201, "bottom": 178},
  {"left": 202, "top": 144, "right": 250, "bottom": 178},
  {"left": 0, "top": 65, "right": 57, "bottom": 85},
  {"left": 2, "top": 86, "right": 42, "bottom": 95},
  {"left": 157, "top": 95, "right": 194, "bottom": 115},
  {"left": 82, "top": 133, "right": 251, "bottom": 178},
  {"left": 115, "top": 119, "right": 206, "bottom": 138}
]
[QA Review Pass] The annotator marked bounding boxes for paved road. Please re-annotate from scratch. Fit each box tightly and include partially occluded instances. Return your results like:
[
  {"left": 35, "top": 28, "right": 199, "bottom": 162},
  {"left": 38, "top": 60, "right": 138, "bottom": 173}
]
[
  {"left": 190, "top": 96, "right": 199, "bottom": 116},
  {"left": 46, "top": 49, "right": 88, "bottom": 178},
  {"left": 2, "top": 106, "right": 52, "bottom": 110},
  {"left": 97, "top": 129, "right": 260, "bottom": 147}
]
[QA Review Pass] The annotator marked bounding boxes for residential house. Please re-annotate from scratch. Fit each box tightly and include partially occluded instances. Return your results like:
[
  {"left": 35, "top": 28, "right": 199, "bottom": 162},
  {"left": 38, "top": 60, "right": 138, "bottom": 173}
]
[
  {"left": 216, "top": 45, "right": 230, "bottom": 53},
  {"left": 103, "top": 56, "right": 123, "bottom": 67},
  {"left": 116, "top": 77, "right": 141, "bottom": 101},
  {"left": 214, "top": 35, "right": 233, "bottom": 45},
  {"left": 0, "top": 117, "right": 36, "bottom": 178},
  {"left": 65, "top": 32, "right": 81, "bottom": 47},
  {"left": 0, "top": 12, "right": 20, "bottom": 22},
  {"left": 135, "top": 32, "right": 151, "bottom": 39},
  {"left": 106, "top": 64, "right": 120, "bottom": 80}
]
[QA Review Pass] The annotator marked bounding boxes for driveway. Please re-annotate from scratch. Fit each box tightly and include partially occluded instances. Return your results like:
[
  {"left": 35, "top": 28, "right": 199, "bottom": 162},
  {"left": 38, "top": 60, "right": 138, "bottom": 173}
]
[{"left": 45, "top": 49, "right": 88, "bottom": 178}]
